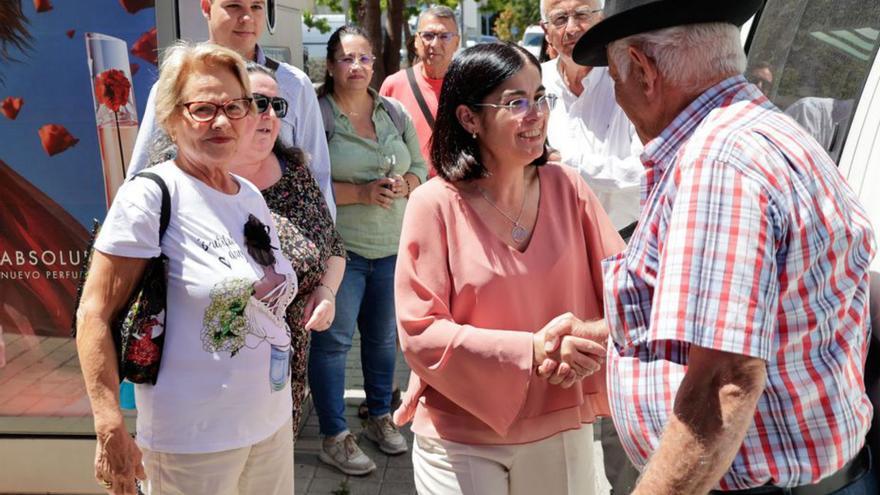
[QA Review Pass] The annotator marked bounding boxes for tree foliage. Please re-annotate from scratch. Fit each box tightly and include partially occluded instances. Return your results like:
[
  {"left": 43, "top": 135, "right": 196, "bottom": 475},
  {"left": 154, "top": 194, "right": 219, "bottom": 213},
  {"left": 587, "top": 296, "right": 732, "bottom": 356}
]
[
  {"left": 302, "top": 0, "right": 542, "bottom": 86},
  {"left": 304, "top": 0, "right": 463, "bottom": 87},
  {"left": 482, "top": 0, "right": 540, "bottom": 42}
]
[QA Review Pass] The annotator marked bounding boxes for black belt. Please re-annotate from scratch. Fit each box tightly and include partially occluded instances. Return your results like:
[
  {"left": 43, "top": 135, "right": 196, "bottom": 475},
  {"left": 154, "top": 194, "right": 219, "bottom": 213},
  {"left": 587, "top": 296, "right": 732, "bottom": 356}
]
[{"left": 710, "top": 446, "right": 871, "bottom": 495}]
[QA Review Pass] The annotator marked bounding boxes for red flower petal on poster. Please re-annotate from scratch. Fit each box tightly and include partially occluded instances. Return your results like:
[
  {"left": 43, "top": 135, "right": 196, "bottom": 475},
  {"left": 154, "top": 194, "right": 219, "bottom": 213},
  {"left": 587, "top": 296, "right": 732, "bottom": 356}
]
[
  {"left": 131, "top": 27, "right": 158, "bottom": 66},
  {"left": 33, "top": 0, "right": 53, "bottom": 13},
  {"left": 94, "top": 69, "right": 131, "bottom": 112},
  {"left": 1, "top": 97, "right": 23, "bottom": 120},
  {"left": 118, "top": 0, "right": 155, "bottom": 14},
  {"left": 129, "top": 63, "right": 140, "bottom": 76},
  {"left": 66, "top": 29, "right": 75, "bottom": 39},
  {"left": 38, "top": 124, "right": 79, "bottom": 156}
]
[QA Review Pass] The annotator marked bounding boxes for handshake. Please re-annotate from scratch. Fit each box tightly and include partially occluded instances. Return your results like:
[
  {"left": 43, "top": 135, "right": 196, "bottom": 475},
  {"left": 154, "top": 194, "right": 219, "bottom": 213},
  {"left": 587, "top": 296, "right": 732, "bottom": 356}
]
[{"left": 532, "top": 313, "right": 608, "bottom": 389}]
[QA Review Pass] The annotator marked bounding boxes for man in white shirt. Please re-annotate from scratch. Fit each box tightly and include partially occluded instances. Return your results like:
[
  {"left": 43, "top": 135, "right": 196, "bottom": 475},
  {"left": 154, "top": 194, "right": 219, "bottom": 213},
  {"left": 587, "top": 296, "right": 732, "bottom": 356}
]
[
  {"left": 541, "top": 0, "right": 642, "bottom": 233},
  {"left": 126, "top": 0, "right": 335, "bottom": 219},
  {"left": 540, "top": 0, "right": 642, "bottom": 493}
]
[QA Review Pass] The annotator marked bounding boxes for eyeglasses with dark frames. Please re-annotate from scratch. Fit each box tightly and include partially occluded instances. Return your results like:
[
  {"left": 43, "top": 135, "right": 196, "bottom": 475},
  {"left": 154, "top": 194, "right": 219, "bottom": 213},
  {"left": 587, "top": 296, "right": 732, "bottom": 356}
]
[
  {"left": 416, "top": 31, "right": 458, "bottom": 43},
  {"left": 180, "top": 97, "right": 253, "bottom": 123},
  {"left": 253, "top": 93, "right": 288, "bottom": 118},
  {"left": 472, "top": 94, "right": 558, "bottom": 117},
  {"left": 542, "top": 7, "right": 603, "bottom": 29},
  {"left": 335, "top": 54, "right": 377, "bottom": 67}
]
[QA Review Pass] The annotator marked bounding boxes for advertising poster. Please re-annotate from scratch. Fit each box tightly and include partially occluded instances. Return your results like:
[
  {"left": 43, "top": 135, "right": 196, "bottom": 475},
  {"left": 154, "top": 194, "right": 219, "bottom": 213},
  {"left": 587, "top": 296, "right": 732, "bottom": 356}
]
[{"left": 0, "top": 0, "right": 156, "bottom": 418}]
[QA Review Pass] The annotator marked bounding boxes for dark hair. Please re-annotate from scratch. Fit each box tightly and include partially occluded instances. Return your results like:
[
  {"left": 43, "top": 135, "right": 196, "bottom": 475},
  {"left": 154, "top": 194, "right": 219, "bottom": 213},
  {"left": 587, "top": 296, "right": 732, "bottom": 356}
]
[
  {"left": 245, "top": 60, "right": 276, "bottom": 79},
  {"left": 539, "top": 36, "right": 553, "bottom": 63},
  {"left": 317, "top": 25, "right": 371, "bottom": 98},
  {"left": 273, "top": 140, "right": 307, "bottom": 173},
  {"left": 431, "top": 42, "right": 549, "bottom": 182},
  {"left": 245, "top": 61, "right": 308, "bottom": 169}
]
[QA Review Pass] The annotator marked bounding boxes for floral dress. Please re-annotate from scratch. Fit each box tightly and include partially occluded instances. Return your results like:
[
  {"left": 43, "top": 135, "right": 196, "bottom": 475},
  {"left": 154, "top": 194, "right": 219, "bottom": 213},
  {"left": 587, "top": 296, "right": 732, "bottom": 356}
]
[{"left": 262, "top": 153, "right": 345, "bottom": 435}]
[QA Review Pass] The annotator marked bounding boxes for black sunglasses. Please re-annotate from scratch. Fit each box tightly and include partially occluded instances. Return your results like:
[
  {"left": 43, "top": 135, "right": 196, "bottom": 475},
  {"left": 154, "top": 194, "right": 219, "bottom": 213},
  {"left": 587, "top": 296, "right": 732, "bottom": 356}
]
[{"left": 253, "top": 93, "right": 288, "bottom": 118}]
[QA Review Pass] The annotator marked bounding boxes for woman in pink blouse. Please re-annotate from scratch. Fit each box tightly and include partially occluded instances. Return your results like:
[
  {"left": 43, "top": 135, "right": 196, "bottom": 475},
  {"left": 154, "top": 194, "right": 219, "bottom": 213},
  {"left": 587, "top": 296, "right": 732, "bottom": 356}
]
[{"left": 394, "top": 42, "right": 625, "bottom": 494}]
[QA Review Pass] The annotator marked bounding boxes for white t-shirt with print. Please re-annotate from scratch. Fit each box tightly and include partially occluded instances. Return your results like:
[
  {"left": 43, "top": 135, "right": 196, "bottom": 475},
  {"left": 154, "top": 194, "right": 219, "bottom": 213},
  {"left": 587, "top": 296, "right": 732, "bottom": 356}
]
[{"left": 95, "top": 161, "right": 297, "bottom": 454}]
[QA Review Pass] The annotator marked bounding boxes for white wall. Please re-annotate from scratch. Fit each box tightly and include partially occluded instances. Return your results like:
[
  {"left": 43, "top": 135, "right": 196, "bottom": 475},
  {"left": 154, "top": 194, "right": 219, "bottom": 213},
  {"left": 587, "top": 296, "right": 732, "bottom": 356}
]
[{"left": 156, "top": 0, "right": 310, "bottom": 68}]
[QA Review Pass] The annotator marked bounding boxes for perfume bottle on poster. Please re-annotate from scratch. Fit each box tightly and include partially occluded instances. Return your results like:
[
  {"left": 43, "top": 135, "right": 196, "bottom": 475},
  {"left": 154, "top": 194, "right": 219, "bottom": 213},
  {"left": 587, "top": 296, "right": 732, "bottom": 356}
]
[{"left": 85, "top": 33, "right": 139, "bottom": 208}]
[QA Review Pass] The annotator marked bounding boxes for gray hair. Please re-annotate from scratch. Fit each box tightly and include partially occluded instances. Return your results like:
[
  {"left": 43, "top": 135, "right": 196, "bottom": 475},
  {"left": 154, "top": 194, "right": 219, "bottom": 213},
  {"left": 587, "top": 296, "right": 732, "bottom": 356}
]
[
  {"left": 417, "top": 5, "right": 458, "bottom": 30},
  {"left": 608, "top": 22, "right": 746, "bottom": 93},
  {"left": 540, "top": 0, "right": 604, "bottom": 21}
]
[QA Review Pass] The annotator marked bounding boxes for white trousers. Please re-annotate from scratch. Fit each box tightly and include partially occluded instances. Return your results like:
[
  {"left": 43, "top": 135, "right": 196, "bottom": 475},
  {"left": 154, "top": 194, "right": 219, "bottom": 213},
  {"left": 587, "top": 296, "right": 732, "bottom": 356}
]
[
  {"left": 412, "top": 425, "right": 596, "bottom": 495},
  {"left": 141, "top": 418, "right": 294, "bottom": 495}
]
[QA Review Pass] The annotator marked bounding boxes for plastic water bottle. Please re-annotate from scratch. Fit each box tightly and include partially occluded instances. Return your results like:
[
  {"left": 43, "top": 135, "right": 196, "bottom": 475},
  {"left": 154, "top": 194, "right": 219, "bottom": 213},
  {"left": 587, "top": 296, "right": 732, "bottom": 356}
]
[{"left": 120, "top": 380, "right": 136, "bottom": 410}]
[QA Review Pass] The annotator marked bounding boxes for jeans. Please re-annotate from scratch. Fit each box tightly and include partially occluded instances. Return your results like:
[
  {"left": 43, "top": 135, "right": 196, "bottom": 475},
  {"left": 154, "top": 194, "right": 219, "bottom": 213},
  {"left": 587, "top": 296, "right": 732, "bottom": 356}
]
[
  {"left": 308, "top": 252, "right": 398, "bottom": 437},
  {"left": 710, "top": 449, "right": 877, "bottom": 494},
  {"left": 831, "top": 461, "right": 878, "bottom": 495}
]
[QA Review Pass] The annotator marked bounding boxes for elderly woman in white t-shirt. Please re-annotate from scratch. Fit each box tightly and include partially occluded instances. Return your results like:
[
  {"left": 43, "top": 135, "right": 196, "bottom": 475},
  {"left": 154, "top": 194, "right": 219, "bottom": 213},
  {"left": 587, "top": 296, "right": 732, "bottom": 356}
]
[{"left": 76, "top": 42, "right": 297, "bottom": 495}]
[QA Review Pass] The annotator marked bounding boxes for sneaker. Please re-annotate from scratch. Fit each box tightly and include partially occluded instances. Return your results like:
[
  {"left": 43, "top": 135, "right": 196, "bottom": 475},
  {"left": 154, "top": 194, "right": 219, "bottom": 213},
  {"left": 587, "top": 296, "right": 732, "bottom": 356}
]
[
  {"left": 319, "top": 431, "right": 377, "bottom": 476},
  {"left": 363, "top": 413, "right": 408, "bottom": 455}
]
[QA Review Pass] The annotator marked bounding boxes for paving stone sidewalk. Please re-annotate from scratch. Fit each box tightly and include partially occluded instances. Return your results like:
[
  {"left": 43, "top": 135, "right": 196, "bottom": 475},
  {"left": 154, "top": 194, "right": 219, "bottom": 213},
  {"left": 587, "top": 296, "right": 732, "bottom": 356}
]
[
  {"left": 294, "top": 334, "right": 414, "bottom": 495},
  {"left": 294, "top": 334, "right": 611, "bottom": 495}
]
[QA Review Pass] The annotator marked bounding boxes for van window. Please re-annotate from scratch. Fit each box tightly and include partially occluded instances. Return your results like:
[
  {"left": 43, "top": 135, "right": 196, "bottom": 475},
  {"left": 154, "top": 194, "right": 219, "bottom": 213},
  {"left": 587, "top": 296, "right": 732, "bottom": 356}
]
[
  {"left": 523, "top": 32, "right": 544, "bottom": 47},
  {"left": 746, "top": 0, "right": 880, "bottom": 163}
]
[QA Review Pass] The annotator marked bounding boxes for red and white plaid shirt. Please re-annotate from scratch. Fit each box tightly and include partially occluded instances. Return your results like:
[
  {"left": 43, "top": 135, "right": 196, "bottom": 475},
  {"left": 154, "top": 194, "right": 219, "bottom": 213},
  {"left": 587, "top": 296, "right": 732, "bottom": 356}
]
[{"left": 604, "top": 76, "right": 876, "bottom": 490}]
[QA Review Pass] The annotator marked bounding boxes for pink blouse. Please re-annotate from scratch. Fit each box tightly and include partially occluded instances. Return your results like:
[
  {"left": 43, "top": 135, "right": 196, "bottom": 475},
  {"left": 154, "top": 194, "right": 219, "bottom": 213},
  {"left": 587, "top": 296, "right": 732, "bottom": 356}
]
[{"left": 393, "top": 163, "right": 625, "bottom": 445}]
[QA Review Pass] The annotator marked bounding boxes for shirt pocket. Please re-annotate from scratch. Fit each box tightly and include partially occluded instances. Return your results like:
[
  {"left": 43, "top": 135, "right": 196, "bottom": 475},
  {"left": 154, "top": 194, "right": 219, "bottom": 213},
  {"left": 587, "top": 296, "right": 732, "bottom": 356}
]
[{"left": 602, "top": 251, "right": 652, "bottom": 355}]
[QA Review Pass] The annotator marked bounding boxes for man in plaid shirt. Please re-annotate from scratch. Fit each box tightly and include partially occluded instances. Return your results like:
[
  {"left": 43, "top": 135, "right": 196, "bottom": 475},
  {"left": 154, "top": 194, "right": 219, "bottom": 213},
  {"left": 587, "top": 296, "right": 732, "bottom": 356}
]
[{"left": 548, "top": 0, "right": 879, "bottom": 493}]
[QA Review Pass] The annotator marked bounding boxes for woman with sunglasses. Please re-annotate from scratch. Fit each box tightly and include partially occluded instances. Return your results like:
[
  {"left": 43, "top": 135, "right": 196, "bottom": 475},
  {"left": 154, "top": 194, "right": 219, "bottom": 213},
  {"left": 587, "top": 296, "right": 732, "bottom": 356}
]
[
  {"left": 229, "top": 62, "right": 346, "bottom": 438},
  {"left": 394, "top": 42, "right": 624, "bottom": 494},
  {"left": 309, "top": 25, "right": 428, "bottom": 476},
  {"left": 76, "top": 42, "right": 299, "bottom": 494}
]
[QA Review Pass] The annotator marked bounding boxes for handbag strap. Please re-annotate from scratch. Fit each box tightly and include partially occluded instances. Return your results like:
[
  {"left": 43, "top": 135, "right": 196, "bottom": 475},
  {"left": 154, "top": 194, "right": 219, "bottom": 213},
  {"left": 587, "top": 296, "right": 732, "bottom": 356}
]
[
  {"left": 133, "top": 172, "right": 171, "bottom": 240},
  {"left": 406, "top": 66, "right": 435, "bottom": 130}
]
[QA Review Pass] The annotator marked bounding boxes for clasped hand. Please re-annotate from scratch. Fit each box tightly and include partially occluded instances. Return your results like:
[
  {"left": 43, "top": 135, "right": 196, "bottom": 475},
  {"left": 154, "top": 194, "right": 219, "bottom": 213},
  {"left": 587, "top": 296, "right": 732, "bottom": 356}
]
[
  {"left": 532, "top": 313, "right": 608, "bottom": 388},
  {"left": 362, "top": 175, "right": 407, "bottom": 209}
]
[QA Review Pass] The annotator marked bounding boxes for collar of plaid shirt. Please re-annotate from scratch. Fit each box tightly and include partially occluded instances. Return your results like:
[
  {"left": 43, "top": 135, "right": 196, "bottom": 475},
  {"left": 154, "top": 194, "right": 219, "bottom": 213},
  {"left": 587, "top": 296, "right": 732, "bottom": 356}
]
[{"left": 638, "top": 75, "right": 749, "bottom": 205}]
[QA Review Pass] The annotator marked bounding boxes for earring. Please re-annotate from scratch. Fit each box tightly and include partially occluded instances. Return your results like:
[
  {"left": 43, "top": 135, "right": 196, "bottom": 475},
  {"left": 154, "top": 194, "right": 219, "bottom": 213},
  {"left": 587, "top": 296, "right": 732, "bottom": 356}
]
[{"left": 472, "top": 131, "right": 477, "bottom": 139}]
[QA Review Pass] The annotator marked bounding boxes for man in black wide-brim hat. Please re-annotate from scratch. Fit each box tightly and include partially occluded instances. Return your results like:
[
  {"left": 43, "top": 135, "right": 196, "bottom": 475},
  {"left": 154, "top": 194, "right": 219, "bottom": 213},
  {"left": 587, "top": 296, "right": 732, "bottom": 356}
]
[{"left": 546, "top": 0, "right": 879, "bottom": 493}]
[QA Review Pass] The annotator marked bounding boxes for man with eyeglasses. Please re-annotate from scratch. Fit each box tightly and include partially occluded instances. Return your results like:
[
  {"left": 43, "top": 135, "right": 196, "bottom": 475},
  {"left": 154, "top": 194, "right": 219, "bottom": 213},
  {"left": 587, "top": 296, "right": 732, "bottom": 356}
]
[
  {"left": 126, "top": 0, "right": 336, "bottom": 219},
  {"left": 380, "top": 5, "right": 459, "bottom": 176},
  {"left": 540, "top": 0, "right": 642, "bottom": 493},
  {"left": 541, "top": 0, "right": 642, "bottom": 233}
]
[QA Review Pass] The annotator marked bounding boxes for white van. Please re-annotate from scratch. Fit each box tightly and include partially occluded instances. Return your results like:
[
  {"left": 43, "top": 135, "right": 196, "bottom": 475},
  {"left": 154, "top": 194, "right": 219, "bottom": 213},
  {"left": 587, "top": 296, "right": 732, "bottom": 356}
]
[
  {"left": 302, "top": 14, "right": 346, "bottom": 60},
  {"left": 302, "top": 14, "right": 347, "bottom": 81},
  {"left": 520, "top": 25, "right": 545, "bottom": 59},
  {"left": 743, "top": 0, "right": 880, "bottom": 462}
]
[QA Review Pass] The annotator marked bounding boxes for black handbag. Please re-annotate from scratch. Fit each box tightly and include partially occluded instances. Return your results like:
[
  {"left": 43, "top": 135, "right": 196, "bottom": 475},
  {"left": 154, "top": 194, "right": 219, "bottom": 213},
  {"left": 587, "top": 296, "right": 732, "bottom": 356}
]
[{"left": 73, "top": 172, "right": 170, "bottom": 385}]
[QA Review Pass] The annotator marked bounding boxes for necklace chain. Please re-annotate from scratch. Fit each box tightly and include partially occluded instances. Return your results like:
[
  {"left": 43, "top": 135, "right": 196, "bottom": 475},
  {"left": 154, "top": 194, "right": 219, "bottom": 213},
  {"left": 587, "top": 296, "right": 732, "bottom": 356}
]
[{"left": 476, "top": 185, "right": 530, "bottom": 243}]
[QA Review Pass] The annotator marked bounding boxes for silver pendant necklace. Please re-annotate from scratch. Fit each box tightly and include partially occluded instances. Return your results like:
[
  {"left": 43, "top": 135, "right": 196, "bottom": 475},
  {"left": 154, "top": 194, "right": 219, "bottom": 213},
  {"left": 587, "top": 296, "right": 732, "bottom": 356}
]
[{"left": 476, "top": 184, "right": 529, "bottom": 244}]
